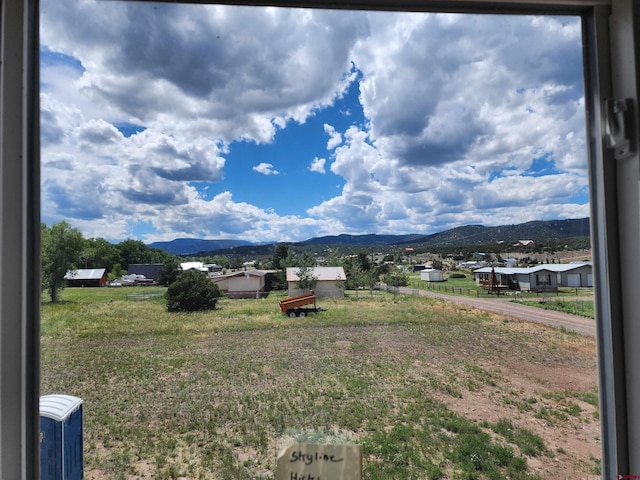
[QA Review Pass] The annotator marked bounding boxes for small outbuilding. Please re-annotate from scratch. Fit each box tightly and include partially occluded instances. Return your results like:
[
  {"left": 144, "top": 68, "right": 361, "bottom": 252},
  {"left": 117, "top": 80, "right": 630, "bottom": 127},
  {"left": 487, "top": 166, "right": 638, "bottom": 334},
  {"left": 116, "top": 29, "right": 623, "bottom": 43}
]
[
  {"left": 286, "top": 266, "right": 347, "bottom": 298},
  {"left": 64, "top": 268, "right": 108, "bottom": 287},
  {"left": 420, "top": 269, "right": 444, "bottom": 282}
]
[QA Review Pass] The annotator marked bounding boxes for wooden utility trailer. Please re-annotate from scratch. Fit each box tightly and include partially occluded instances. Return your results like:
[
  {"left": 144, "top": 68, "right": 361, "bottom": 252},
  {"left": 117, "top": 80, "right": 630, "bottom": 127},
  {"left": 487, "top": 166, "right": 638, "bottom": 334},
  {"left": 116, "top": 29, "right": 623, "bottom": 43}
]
[{"left": 279, "top": 292, "right": 324, "bottom": 317}]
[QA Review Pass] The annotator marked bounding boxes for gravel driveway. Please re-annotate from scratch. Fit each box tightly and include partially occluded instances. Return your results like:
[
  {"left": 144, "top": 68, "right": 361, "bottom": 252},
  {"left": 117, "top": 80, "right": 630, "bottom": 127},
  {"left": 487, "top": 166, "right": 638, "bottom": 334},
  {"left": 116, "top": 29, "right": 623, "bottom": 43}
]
[{"left": 395, "top": 286, "right": 596, "bottom": 337}]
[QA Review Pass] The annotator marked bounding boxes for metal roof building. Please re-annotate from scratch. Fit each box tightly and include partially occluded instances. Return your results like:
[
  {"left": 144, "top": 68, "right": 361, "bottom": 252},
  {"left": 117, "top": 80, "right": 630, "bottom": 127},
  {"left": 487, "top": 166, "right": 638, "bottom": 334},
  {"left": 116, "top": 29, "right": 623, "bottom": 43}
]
[
  {"left": 64, "top": 268, "right": 108, "bottom": 287},
  {"left": 474, "top": 262, "right": 593, "bottom": 289},
  {"left": 286, "top": 267, "right": 347, "bottom": 298}
]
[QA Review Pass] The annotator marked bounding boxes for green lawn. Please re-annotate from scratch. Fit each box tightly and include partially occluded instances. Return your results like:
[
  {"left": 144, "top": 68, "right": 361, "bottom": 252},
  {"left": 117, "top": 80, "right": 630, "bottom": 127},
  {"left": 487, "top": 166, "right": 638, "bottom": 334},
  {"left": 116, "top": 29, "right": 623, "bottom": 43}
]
[
  {"left": 515, "top": 299, "right": 595, "bottom": 318},
  {"left": 41, "top": 287, "right": 599, "bottom": 479}
]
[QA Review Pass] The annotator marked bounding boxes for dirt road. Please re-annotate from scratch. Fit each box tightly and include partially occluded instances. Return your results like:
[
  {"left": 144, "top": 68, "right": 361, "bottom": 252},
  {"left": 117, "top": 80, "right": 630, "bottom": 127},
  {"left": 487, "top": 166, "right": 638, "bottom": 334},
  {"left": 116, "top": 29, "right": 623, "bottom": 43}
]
[{"left": 396, "top": 286, "right": 596, "bottom": 337}]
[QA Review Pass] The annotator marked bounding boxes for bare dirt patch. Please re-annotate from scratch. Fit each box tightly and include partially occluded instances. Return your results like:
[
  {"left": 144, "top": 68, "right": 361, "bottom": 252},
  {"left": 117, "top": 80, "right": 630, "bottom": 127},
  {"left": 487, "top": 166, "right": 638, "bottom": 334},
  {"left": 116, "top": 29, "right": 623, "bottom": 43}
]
[{"left": 428, "top": 359, "right": 600, "bottom": 478}]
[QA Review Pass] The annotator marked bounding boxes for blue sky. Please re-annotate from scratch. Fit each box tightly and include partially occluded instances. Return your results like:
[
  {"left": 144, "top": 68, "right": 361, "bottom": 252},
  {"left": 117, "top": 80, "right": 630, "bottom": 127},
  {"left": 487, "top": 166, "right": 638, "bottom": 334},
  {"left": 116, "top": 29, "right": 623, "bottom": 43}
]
[{"left": 39, "top": 3, "right": 589, "bottom": 244}]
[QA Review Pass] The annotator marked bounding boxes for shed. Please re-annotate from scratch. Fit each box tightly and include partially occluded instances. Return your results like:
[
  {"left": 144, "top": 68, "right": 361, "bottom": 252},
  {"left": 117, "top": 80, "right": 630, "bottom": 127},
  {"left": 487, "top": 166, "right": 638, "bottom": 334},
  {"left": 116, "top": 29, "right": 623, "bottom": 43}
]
[
  {"left": 420, "top": 269, "right": 444, "bottom": 282},
  {"left": 64, "top": 268, "right": 107, "bottom": 287},
  {"left": 286, "top": 266, "right": 346, "bottom": 298}
]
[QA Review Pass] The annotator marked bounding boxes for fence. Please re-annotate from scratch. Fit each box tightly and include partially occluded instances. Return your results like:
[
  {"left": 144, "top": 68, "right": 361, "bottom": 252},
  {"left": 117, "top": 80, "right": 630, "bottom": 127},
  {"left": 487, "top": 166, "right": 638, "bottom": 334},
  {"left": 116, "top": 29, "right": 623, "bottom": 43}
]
[
  {"left": 225, "top": 290, "right": 270, "bottom": 299},
  {"left": 405, "top": 281, "right": 482, "bottom": 297},
  {"left": 126, "top": 288, "right": 166, "bottom": 301},
  {"left": 126, "top": 293, "right": 165, "bottom": 301}
]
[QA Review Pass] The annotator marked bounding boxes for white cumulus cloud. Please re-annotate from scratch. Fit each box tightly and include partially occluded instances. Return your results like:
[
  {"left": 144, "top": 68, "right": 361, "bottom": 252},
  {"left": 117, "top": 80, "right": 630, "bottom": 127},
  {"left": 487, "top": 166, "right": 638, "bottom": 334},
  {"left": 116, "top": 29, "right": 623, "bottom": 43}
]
[
  {"left": 309, "top": 157, "right": 327, "bottom": 174},
  {"left": 39, "top": 3, "right": 588, "bottom": 242},
  {"left": 253, "top": 163, "right": 280, "bottom": 176}
]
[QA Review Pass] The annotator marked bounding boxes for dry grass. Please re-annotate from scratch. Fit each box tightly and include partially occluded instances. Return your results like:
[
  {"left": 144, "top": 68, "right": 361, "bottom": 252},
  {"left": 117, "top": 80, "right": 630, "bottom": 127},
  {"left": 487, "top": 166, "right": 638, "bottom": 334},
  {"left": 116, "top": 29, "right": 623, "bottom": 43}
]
[{"left": 41, "top": 287, "right": 600, "bottom": 479}]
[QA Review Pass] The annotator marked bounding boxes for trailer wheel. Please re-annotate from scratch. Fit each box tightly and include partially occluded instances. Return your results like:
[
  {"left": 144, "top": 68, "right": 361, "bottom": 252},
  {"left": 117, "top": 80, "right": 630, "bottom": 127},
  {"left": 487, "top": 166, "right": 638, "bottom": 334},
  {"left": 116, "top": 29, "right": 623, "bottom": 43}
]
[
  {"left": 298, "top": 311, "right": 307, "bottom": 317},
  {"left": 288, "top": 311, "right": 297, "bottom": 318}
]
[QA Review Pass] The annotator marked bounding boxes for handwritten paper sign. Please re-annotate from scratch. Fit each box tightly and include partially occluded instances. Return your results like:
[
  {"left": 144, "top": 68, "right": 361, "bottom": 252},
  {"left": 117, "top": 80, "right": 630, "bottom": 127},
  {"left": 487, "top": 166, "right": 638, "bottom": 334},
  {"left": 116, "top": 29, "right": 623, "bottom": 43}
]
[{"left": 276, "top": 443, "right": 362, "bottom": 480}]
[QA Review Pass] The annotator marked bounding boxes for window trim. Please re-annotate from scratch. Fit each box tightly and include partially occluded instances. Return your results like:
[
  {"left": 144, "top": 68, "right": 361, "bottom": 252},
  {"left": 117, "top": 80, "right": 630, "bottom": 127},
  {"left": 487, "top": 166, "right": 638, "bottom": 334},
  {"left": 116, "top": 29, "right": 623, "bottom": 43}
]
[{"left": 3, "top": 0, "right": 636, "bottom": 478}]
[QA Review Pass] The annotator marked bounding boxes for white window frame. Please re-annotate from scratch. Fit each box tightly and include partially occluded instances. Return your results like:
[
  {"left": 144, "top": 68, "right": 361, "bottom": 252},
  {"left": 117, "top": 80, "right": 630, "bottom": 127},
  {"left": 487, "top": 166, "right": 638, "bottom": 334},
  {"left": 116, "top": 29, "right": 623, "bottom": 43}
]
[{"left": 2, "top": 0, "right": 638, "bottom": 478}]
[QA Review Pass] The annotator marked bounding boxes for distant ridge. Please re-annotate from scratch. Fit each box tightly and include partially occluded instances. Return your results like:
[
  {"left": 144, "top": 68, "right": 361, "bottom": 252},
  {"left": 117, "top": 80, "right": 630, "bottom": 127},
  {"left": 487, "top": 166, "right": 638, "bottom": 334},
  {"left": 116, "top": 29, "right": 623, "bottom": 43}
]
[
  {"left": 298, "top": 233, "right": 426, "bottom": 246},
  {"left": 402, "top": 218, "right": 591, "bottom": 247},
  {"left": 301, "top": 218, "right": 590, "bottom": 248},
  {"left": 148, "top": 238, "right": 252, "bottom": 255},
  {"left": 148, "top": 218, "right": 590, "bottom": 255}
]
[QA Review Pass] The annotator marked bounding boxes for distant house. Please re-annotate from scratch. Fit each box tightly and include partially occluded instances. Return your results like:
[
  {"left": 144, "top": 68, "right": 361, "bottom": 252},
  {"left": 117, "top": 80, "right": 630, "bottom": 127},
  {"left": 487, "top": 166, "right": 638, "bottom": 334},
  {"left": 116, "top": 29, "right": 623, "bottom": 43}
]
[
  {"left": 504, "top": 258, "right": 518, "bottom": 268},
  {"left": 180, "top": 261, "right": 208, "bottom": 272},
  {"left": 128, "top": 264, "right": 163, "bottom": 282},
  {"left": 286, "top": 266, "right": 346, "bottom": 298},
  {"left": 474, "top": 262, "right": 592, "bottom": 291},
  {"left": 458, "top": 261, "right": 484, "bottom": 269},
  {"left": 204, "top": 263, "right": 224, "bottom": 273},
  {"left": 64, "top": 268, "right": 107, "bottom": 287},
  {"left": 210, "top": 269, "right": 274, "bottom": 299},
  {"left": 413, "top": 261, "right": 433, "bottom": 272},
  {"left": 513, "top": 240, "right": 535, "bottom": 248}
]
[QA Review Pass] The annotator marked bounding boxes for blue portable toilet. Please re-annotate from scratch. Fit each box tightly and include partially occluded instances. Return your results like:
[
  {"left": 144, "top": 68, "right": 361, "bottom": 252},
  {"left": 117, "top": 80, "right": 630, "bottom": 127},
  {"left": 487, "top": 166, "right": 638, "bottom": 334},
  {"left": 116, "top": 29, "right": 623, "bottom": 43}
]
[{"left": 40, "top": 394, "right": 84, "bottom": 480}]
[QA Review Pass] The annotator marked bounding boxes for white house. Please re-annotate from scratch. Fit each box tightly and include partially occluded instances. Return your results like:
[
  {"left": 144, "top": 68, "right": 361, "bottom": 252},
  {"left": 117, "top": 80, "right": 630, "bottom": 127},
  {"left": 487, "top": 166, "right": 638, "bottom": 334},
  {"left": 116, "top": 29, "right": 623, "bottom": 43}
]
[
  {"left": 539, "top": 262, "right": 593, "bottom": 287},
  {"left": 474, "top": 266, "right": 557, "bottom": 292},
  {"left": 474, "top": 262, "right": 593, "bottom": 291},
  {"left": 180, "top": 261, "right": 208, "bottom": 272},
  {"left": 286, "top": 266, "right": 347, "bottom": 298}
]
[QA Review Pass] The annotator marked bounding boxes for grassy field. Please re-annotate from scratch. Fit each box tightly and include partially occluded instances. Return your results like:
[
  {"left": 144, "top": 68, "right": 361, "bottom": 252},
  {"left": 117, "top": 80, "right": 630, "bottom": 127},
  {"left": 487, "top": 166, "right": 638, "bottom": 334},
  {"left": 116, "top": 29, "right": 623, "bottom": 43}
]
[
  {"left": 41, "top": 287, "right": 600, "bottom": 479},
  {"left": 515, "top": 299, "right": 595, "bottom": 318}
]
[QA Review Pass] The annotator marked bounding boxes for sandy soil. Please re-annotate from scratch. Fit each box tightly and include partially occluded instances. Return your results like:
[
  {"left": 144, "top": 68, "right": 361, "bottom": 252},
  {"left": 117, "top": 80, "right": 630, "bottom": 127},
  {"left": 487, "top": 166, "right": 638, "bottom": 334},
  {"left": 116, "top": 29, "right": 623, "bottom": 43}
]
[{"left": 419, "top": 304, "right": 601, "bottom": 479}]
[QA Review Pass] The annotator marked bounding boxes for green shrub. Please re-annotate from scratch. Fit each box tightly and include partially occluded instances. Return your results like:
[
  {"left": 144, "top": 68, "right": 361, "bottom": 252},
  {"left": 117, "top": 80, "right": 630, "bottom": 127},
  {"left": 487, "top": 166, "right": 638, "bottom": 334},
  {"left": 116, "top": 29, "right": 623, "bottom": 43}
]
[
  {"left": 383, "top": 271, "right": 409, "bottom": 287},
  {"left": 449, "top": 273, "right": 466, "bottom": 278},
  {"left": 165, "top": 270, "right": 222, "bottom": 312}
]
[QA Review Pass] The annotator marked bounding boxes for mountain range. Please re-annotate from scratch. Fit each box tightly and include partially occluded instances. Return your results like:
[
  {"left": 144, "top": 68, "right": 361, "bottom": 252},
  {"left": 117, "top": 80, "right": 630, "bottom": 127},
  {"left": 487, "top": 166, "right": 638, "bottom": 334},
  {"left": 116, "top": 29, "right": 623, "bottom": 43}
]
[
  {"left": 148, "top": 218, "right": 590, "bottom": 255},
  {"left": 147, "top": 238, "right": 253, "bottom": 255}
]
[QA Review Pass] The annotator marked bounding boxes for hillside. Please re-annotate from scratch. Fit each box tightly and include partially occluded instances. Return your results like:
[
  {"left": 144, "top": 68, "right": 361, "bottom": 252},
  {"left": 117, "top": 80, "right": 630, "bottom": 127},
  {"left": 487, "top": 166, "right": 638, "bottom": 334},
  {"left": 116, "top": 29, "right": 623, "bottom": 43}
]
[
  {"left": 148, "top": 238, "right": 252, "bottom": 255},
  {"left": 404, "top": 218, "right": 591, "bottom": 247},
  {"left": 301, "top": 218, "right": 590, "bottom": 248},
  {"left": 148, "top": 218, "right": 590, "bottom": 255}
]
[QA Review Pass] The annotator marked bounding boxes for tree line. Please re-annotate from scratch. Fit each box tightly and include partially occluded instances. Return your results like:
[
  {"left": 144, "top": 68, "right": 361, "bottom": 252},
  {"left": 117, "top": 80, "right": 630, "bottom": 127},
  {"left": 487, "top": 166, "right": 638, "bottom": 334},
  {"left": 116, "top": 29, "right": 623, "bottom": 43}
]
[
  {"left": 266, "top": 243, "right": 406, "bottom": 290},
  {"left": 41, "top": 221, "right": 179, "bottom": 302},
  {"left": 41, "top": 222, "right": 410, "bottom": 303}
]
